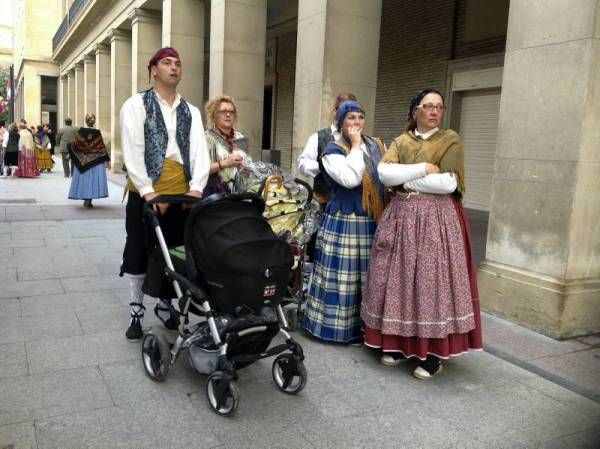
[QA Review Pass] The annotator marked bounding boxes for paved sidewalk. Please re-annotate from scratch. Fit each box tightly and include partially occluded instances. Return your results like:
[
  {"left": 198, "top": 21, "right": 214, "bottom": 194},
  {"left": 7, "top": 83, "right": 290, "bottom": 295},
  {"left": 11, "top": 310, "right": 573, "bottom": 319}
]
[{"left": 1, "top": 161, "right": 599, "bottom": 448}]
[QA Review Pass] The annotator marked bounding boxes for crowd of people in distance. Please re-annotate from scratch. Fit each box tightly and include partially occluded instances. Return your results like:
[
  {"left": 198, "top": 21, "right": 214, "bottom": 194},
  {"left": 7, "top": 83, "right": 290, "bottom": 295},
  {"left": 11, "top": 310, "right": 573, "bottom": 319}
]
[{"left": 0, "top": 115, "right": 111, "bottom": 209}]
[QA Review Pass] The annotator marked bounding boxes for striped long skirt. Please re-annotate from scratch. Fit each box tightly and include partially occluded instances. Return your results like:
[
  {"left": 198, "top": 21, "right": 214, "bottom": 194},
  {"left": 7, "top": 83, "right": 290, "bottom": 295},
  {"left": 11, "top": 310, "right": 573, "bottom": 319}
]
[{"left": 302, "top": 211, "right": 376, "bottom": 343}]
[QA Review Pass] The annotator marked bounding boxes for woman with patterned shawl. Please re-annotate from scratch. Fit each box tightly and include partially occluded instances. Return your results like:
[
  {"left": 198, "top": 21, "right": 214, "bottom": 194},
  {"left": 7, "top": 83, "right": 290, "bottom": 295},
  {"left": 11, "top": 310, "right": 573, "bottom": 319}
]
[
  {"left": 14, "top": 121, "right": 39, "bottom": 178},
  {"left": 203, "top": 95, "right": 251, "bottom": 195},
  {"left": 68, "top": 113, "right": 110, "bottom": 208},
  {"left": 34, "top": 125, "right": 53, "bottom": 172},
  {"left": 302, "top": 100, "right": 386, "bottom": 344},
  {"left": 361, "top": 89, "right": 483, "bottom": 379}
]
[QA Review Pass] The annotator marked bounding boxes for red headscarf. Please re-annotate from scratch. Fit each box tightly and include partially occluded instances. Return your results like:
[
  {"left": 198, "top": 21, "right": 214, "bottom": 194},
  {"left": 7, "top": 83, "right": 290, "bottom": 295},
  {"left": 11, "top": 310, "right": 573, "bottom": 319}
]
[{"left": 147, "top": 47, "right": 180, "bottom": 82}]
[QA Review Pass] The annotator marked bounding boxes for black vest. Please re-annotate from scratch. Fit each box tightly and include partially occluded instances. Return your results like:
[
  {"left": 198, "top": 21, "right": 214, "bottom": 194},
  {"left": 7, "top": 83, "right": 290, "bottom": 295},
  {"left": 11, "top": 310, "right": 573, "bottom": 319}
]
[
  {"left": 314, "top": 127, "right": 333, "bottom": 201},
  {"left": 6, "top": 130, "right": 19, "bottom": 152}
]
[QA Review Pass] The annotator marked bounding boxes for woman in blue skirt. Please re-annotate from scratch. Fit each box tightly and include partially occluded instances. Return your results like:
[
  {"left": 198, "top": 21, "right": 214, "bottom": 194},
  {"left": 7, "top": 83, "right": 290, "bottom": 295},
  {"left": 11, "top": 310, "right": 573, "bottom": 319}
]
[
  {"left": 302, "top": 100, "right": 386, "bottom": 343},
  {"left": 68, "top": 113, "right": 110, "bottom": 208}
]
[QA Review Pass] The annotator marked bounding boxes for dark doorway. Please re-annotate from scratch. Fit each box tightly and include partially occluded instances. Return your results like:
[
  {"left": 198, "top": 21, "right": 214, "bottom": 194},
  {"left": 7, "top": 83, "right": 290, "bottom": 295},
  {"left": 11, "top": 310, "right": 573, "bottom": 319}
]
[{"left": 262, "top": 85, "right": 273, "bottom": 149}]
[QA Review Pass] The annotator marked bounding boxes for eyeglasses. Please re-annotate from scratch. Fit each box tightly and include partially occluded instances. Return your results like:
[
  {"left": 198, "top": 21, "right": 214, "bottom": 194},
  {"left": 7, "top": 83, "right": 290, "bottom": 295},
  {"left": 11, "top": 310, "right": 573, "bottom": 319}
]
[
  {"left": 416, "top": 103, "right": 446, "bottom": 112},
  {"left": 216, "top": 110, "right": 236, "bottom": 116}
]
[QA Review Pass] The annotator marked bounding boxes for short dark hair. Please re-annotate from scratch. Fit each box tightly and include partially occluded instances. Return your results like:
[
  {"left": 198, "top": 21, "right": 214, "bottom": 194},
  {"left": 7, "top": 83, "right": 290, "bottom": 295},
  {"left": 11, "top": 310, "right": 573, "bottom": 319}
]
[
  {"left": 65, "top": 118, "right": 72, "bottom": 126},
  {"left": 0, "top": 120, "right": 5, "bottom": 127}
]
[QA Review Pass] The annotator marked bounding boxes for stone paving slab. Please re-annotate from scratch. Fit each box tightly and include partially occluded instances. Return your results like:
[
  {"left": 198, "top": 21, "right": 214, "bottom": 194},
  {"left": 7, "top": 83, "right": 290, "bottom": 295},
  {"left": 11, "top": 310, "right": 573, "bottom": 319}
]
[
  {"left": 528, "top": 353, "right": 600, "bottom": 398},
  {"left": 0, "top": 366, "right": 113, "bottom": 427},
  {"left": 60, "top": 274, "right": 129, "bottom": 293},
  {"left": 34, "top": 396, "right": 220, "bottom": 449},
  {"left": 99, "top": 358, "right": 204, "bottom": 407},
  {"left": 19, "top": 290, "right": 121, "bottom": 316},
  {"left": 422, "top": 380, "right": 599, "bottom": 447},
  {"left": 0, "top": 311, "right": 82, "bottom": 344},
  {"left": 0, "top": 421, "right": 36, "bottom": 449},
  {"left": 517, "top": 376, "right": 600, "bottom": 420},
  {"left": 0, "top": 267, "right": 17, "bottom": 282},
  {"left": 17, "top": 264, "right": 103, "bottom": 281},
  {"left": 484, "top": 324, "right": 589, "bottom": 361},
  {"left": 0, "top": 342, "right": 28, "bottom": 378},
  {"left": 541, "top": 426, "right": 600, "bottom": 449},
  {"left": 26, "top": 330, "right": 140, "bottom": 374},
  {"left": 0, "top": 279, "right": 65, "bottom": 299},
  {"left": 0, "top": 297, "right": 21, "bottom": 318}
]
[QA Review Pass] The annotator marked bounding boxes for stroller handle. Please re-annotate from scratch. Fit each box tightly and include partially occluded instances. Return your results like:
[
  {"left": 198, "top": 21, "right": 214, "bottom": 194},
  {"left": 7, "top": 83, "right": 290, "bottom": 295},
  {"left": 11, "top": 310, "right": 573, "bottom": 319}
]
[{"left": 142, "top": 194, "right": 202, "bottom": 225}]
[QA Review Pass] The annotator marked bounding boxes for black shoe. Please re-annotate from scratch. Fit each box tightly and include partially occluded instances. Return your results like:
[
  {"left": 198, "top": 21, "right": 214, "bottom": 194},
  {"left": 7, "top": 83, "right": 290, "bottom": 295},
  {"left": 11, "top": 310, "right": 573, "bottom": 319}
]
[
  {"left": 126, "top": 303, "right": 145, "bottom": 341},
  {"left": 413, "top": 355, "right": 442, "bottom": 380},
  {"left": 154, "top": 303, "right": 178, "bottom": 331}
]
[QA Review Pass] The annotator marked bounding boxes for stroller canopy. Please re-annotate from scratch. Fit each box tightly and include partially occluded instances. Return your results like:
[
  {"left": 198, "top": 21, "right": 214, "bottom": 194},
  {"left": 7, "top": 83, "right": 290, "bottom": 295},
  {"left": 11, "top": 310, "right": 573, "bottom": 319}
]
[{"left": 185, "top": 194, "right": 293, "bottom": 276}]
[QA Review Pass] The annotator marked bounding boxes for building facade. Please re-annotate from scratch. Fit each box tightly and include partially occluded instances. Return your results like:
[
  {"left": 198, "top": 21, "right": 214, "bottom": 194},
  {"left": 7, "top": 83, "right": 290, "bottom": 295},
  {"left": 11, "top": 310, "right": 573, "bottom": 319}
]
[
  {"left": 12, "top": 0, "right": 62, "bottom": 128},
  {"left": 51, "top": 0, "right": 600, "bottom": 339}
]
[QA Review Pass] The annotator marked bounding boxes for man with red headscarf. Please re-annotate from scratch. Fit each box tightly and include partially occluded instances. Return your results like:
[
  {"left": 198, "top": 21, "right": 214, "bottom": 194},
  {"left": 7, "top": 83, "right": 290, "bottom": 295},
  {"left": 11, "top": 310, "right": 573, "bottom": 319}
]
[{"left": 119, "top": 47, "right": 210, "bottom": 341}]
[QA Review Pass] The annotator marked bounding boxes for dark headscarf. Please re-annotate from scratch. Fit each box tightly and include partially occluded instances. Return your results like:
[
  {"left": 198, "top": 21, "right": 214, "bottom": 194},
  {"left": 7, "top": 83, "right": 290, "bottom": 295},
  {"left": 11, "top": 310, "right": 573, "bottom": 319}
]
[
  {"left": 147, "top": 47, "right": 180, "bottom": 81},
  {"left": 407, "top": 88, "right": 445, "bottom": 119}
]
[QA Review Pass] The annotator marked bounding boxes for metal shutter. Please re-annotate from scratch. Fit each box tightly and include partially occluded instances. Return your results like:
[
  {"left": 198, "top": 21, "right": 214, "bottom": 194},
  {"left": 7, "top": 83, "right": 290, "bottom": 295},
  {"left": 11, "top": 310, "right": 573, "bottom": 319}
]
[{"left": 458, "top": 88, "right": 500, "bottom": 211}]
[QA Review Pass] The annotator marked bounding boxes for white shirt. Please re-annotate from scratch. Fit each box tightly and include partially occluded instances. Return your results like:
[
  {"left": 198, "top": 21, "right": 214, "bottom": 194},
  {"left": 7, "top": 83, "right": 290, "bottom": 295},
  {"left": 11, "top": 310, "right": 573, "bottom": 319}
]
[
  {"left": 297, "top": 124, "right": 340, "bottom": 178},
  {"left": 321, "top": 133, "right": 368, "bottom": 189},
  {"left": 378, "top": 127, "right": 457, "bottom": 194},
  {"left": 120, "top": 90, "right": 210, "bottom": 197},
  {"left": 1, "top": 128, "right": 8, "bottom": 148}
]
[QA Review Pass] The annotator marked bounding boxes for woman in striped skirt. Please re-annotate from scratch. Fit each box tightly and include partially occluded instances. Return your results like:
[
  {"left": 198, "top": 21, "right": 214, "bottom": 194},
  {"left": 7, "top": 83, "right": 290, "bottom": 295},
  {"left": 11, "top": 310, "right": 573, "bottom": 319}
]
[
  {"left": 302, "top": 100, "right": 386, "bottom": 343},
  {"left": 361, "top": 89, "right": 483, "bottom": 379}
]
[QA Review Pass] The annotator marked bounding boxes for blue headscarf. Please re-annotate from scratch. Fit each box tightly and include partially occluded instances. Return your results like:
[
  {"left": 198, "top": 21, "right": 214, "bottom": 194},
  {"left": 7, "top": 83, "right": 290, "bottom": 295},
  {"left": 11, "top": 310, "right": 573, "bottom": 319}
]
[{"left": 336, "top": 100, "right": 365, "bottom": 130}]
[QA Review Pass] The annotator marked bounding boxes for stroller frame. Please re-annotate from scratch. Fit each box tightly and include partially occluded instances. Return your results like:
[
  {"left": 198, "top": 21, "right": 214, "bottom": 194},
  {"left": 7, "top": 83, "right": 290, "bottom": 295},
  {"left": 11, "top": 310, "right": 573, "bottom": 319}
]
[{"left": 140, "top": 193, "right": 307, "bottom": 416}]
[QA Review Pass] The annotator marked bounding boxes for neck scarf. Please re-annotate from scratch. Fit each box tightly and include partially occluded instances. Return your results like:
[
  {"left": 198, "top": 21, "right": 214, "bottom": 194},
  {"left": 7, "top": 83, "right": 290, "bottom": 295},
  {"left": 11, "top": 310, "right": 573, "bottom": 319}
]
[{"left": 215, "top": 127, "right": 235, "bottom": 153}]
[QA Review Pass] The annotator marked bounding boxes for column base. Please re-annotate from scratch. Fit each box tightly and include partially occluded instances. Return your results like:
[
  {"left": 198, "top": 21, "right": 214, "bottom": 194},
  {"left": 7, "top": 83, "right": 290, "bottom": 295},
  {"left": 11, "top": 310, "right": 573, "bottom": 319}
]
[{"left": 478, "top": 261, "right": 600, "bottom": 339}]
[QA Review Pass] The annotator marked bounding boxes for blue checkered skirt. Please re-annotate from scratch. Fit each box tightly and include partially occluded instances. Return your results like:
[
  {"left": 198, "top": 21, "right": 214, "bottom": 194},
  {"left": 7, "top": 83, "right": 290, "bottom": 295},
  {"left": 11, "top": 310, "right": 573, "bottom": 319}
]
[{"left": 302, "top": 211, "right": 376, "bottom": 343}]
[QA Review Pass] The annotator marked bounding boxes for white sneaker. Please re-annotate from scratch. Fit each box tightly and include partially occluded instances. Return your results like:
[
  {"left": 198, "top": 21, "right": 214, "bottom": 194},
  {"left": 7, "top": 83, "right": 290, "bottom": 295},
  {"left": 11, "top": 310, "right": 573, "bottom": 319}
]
[
  {"left": 380, "top": 354, "right": 404, "bottom": 366},
  {"left": 413, "top": 363, "right": 443, "bottom": 380}
]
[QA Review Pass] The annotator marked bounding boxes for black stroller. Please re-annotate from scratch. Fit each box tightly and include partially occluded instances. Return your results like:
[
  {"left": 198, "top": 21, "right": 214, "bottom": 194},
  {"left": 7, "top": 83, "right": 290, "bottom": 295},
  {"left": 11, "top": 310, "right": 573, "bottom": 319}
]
[{"left": 141, "top": 193, "right": 307, "bottom": 416}]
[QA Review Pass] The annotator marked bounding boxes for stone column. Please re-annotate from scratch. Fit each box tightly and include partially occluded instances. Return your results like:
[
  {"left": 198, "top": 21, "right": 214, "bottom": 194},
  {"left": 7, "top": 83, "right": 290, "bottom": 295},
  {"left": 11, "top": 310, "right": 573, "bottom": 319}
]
[
  {"left": 59, "top": 75, "right": 68, "bottom": 126},
  {"left": 209, "top": 0, "right": 267, "bottom": 160},
  {"left": 478, "top": 0, "right": 600, "bottom": 339},
  {"left": 67, "top": 70, "right": 75, "bottom": 121},
  {"left": 291, "top": 0, "right": 382, "bottom": 176},
  {"left": 162, "top": 0, "right": 205, "bottom": 108},
  {"left": 130, "top": 9, "right": 162, "bottom": 94},
  {"left": 73, "top": 62, "right": 84, "bottom": 126},
  {"left": 110, "top": 29, "right": 132, "bottom": 172},
  {"left": 95, "top": 43, "right": 111, "bottom": 147},
  {"left": 83, "top": 55, "right": 96, "bottom": 120}
]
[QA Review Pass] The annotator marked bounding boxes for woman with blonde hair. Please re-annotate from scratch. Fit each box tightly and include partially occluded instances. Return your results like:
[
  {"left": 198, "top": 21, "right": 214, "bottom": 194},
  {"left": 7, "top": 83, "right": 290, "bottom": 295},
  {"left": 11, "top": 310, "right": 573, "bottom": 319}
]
[
  {"left": 203, "top": 95, "right": 251, "bottom": 195},
  {"left": 68, "top": 113, "right": 110, "bottom": 208}
]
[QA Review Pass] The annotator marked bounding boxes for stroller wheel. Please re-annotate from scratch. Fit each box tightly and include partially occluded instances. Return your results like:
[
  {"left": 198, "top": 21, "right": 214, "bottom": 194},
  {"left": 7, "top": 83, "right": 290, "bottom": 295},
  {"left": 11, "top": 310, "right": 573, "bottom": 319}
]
[
  {"left": 272, "top": 354, "right": 307, "bottom": 395},
  {"left": 286, "top": 308, "right": 299, "bottom": 331},
  {"left": 206, "top": 372, "right": 240, "bottom": 416},
  {"left": 141, "top": 332, "right": 171, "bottom": 382}
]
